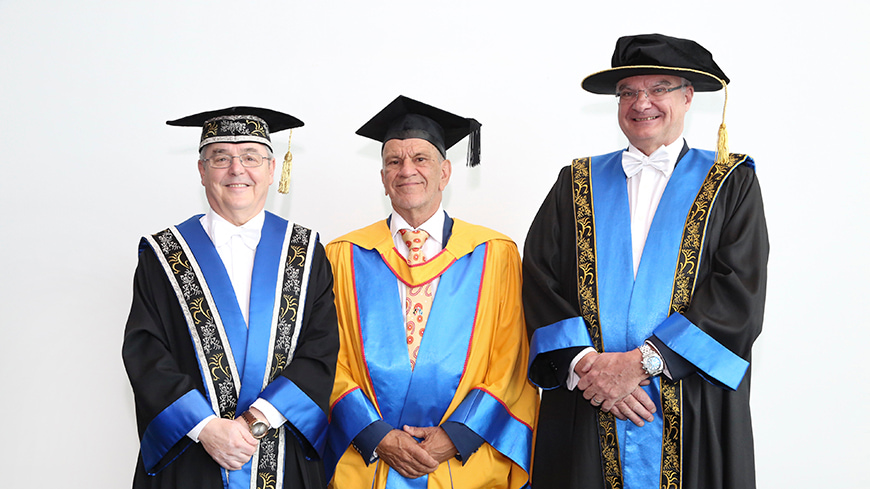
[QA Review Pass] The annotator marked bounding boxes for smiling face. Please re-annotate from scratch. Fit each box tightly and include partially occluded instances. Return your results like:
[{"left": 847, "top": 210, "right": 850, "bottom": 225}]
[
  {"left": 380, "top": 138, "right": 451, "bottom": 229},
  {"left": 198, "top": 142, "right": 275, "bottom": 226},
  {"left": 617, "top": 74, "right": 694, "bottom": 155}
]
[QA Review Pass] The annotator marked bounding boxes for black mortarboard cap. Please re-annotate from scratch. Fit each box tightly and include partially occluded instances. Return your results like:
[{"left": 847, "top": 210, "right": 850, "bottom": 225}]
[
  {"left": 582, "top": 34, "right": 729, "bottom": 94},
  {"left": 167, "top": 106, "right": 304, "bottom": 194},
  {"left": 356, "top": 95, "right": 482, "bottom": 167},
  {"left": 166, "top": 106, "right": 303, "bottom": 152}
]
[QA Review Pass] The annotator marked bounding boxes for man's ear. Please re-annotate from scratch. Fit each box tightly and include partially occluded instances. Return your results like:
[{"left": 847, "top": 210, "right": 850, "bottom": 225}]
[{"left": 439, "top": 159, "right": 452, "bottom": 191}]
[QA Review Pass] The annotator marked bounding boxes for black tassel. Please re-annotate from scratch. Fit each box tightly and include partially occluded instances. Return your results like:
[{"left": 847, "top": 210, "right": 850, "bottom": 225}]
[{"left": 466, "top": 119, "right": 481, "bottom": 167}]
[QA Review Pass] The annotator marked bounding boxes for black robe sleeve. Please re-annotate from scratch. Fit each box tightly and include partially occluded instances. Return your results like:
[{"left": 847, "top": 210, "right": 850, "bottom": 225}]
[
  {"left": 673, "top": 164, "right": 768, "bottom": 369},
  {"left": 523, "top": 165, "right": 587, "bottom": 388}
]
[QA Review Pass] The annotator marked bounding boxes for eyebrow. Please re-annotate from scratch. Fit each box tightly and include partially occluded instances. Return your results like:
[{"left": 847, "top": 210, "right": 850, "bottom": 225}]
[
  {"left": 383, "top": 151, "right": 431, "bottom": 160},
  {"left": 617, "top": 79, "right": 675, "bottom": 91}
]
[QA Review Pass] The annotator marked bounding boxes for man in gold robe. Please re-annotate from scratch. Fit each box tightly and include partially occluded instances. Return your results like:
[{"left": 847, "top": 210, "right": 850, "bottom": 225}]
[{"left": 324, "top": 96, "right": 538, "bottom": 489}]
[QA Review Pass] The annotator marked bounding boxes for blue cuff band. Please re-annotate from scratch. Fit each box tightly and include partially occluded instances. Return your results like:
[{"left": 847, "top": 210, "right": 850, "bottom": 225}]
[
  {"left": 260, "top": 376, "right": 329, "bottom": 456},
  {"left": 528, "top": 317, "right": 593, "bottom": 388},
  {"left": 446, "top": 388, "right": 533, "bottom": 472},
  {"left": 324, "top": 388, "right": 383, "bottom": 479},
  {"left": 655, "top": 313, "right": 749, "bottom": 390},
  {"left": 141, "top": 389, "right": 214, "bottom": 472}
]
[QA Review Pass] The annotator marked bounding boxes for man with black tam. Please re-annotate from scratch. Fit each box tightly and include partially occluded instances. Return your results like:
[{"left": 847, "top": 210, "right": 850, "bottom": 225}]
[
  {"left": 122, "top": 107, "right": 338, "bottom": 489},
  {"left": 323, "top": 96, "right": 538, "bottom": 489},
  {"left": 523, "top": 34, "right": 768, "bottom": 489}
]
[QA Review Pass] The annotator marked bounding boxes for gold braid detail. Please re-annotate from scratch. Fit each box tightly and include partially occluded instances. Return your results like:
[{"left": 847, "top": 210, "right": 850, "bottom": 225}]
[
  {"left": 571, "top": 157, "right": 623, "bottom": 489},
  {"left": 659, "top": 152, "right": 745, "bottom": 489}
]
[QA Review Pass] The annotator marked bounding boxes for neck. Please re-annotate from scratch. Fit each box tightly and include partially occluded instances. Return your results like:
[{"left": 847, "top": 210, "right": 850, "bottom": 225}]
[
  {"left": 632, "top": 136, "right": 681, "bottom": 156},
  {"left": 394, "top": 208, "right": 438, "bottom": 230},
  {"left": 213, "top": 208, "right": 263, "bottom": 227}
]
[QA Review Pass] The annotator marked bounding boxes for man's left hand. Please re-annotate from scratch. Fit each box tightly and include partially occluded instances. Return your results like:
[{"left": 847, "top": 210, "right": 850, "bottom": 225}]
[
  {"left": 609, "top": 386, "right": 657, "bottom": 426},
  {"left": 576, "top": 349, "right": 648, "bottom": 411},
  {"left": 403, "top": 425, "right": 457, "bottom": 464}
]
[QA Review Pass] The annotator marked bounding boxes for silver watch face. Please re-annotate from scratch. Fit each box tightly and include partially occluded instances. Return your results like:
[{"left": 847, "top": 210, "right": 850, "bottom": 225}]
[
  {"left": 251, "top": 421, "right": 268, "bottom": 438},
  {"left": 643, "top": 355, "right": 663, "bottom": 374}
]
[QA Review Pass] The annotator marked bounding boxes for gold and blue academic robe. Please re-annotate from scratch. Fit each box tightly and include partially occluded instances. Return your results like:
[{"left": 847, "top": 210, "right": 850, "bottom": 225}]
[
  {"left": 324, "top": 218, "right": 538, "bottom": 489},
  {"left": 123, "top": 212, "right": 338, "bottom": 489},
  {"left": 524, "top": 147, "right": 768, "bottom": 489}
]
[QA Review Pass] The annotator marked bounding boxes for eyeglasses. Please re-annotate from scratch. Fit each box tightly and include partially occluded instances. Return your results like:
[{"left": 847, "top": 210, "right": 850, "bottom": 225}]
[
  {"left": 204, "top": 153, "right": 269, "bottom": 169},
  {"left": 616, "top": 85, "right": 687, "bottom": 103}
]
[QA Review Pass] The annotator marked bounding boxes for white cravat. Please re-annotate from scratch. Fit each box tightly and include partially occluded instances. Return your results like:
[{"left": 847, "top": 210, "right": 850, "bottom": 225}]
[
  {"left": 621, "top": 148, "right": 672, "bottom": 179},
  {"left": 390, "top": 208, "right": 445, "bottom": 311}
]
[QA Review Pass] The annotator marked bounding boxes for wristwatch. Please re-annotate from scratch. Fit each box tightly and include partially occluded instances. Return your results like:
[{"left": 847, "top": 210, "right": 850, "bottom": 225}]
[
  {"left": 242, "top": 410, "right": 269, "bottom": 439},
  {"left": 640, "top": 343, "right": 664, "bottom": 377}
]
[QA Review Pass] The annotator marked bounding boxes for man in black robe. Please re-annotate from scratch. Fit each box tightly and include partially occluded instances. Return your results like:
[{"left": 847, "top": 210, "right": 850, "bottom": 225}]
[
  {"left": 123, "top": 107, "right": 338, "bottom": 489},
  {"left": 523, "top": 34, "right": 768, "bottom": 489}
]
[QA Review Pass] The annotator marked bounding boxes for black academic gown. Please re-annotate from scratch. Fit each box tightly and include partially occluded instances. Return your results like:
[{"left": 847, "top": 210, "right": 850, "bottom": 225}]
[
  {"left": 123, "top": 229, "right": 338, "bottom": 489},
  {"left": 523, "top": 151, "right": 768, "bottom": 489}
]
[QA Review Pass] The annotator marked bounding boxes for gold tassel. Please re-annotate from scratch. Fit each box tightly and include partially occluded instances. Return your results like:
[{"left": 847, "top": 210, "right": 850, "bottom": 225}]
[
  {"left": 277, "top": 130, "right": 293, "bottom": 194},
  {"left": 714, "top": 81, "right": 729, "bottom": 166}
]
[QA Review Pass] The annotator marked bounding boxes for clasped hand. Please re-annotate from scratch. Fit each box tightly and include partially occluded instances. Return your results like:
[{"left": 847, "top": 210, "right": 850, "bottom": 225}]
[
  {"left": 375, "top": 426, "right": 457, "bottom": 479},
  {"left": 575, "top": 350, "right": 657, "bottom": 426},
  {"left": 199, "top": 417, "right": 259, "bottom": 471}
]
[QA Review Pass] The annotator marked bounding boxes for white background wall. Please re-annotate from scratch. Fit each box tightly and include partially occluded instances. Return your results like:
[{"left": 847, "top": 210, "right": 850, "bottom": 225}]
[{"left": 1, "top": 1, "right": 867, "bottom": 487}]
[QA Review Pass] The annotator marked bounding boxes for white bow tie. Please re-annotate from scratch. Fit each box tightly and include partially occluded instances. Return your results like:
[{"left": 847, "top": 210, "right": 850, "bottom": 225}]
[
  {"left": 212, "top": 220, "right": 261, "bottom": 250},
  {"left": 622, "top": 150, "right": 672, "bottom": 178}
]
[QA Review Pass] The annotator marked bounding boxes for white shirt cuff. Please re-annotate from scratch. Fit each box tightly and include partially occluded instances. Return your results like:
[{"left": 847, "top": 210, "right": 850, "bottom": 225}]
[
  {"left": 187, "top": 414, "right": 217, "bottom": 442},
  {"left": 252, "top": 399, "right": 288, "bottom": 429},
  {"left": 566, "top": 347, "right": 597, "bottom": 390}
]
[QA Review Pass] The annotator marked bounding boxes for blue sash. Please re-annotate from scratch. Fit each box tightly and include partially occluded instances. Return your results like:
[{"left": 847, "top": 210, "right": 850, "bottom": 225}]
[
  {"left": 358, "top": 244, "right": 483, "bottom": 488},
  {"left": 325, "top": 244, "right": 485, "bottom": 488}
]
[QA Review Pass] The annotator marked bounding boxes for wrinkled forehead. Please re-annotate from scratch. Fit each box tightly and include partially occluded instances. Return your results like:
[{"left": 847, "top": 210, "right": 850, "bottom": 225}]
[{"left": 381, "top": 137, "right": 441, "bottom": 159}]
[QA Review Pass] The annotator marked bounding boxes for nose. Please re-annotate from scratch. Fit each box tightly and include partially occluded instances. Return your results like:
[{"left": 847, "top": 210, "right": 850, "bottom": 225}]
[
  {"left": 398, "top": 158, "right": 417, "bottom": 176},
  {"left": 632, "top": 90, "right": 652, "bottom": 110},
  {"left": 227, "top": 155, "right": 246, "bottom": 175}
]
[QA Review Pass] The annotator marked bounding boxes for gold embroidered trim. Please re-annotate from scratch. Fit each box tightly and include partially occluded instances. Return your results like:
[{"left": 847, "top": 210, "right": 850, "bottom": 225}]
[
  {"left": 659, "top": 378, "right": 681, "bottom": 489},
  {"left": 660, "top": 153, "right": 745, "bottom": 489},
  {"left": 669, "top": 154, "right": 745, "bottom": 316},
  {"left": 571, "top": 158, "right": 623, "bottom": 489},
  {"left": 571, "top": 158, "right": 602, "bottom": 347}
]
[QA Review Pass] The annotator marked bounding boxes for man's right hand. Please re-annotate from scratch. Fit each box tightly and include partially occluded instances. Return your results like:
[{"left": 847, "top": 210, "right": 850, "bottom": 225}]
[
  {"left": 199, "top": 417, "right": 258, "bottom": 470},
  {"left": 375, "top": 428, "right": 439, "bottom": 479}
]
